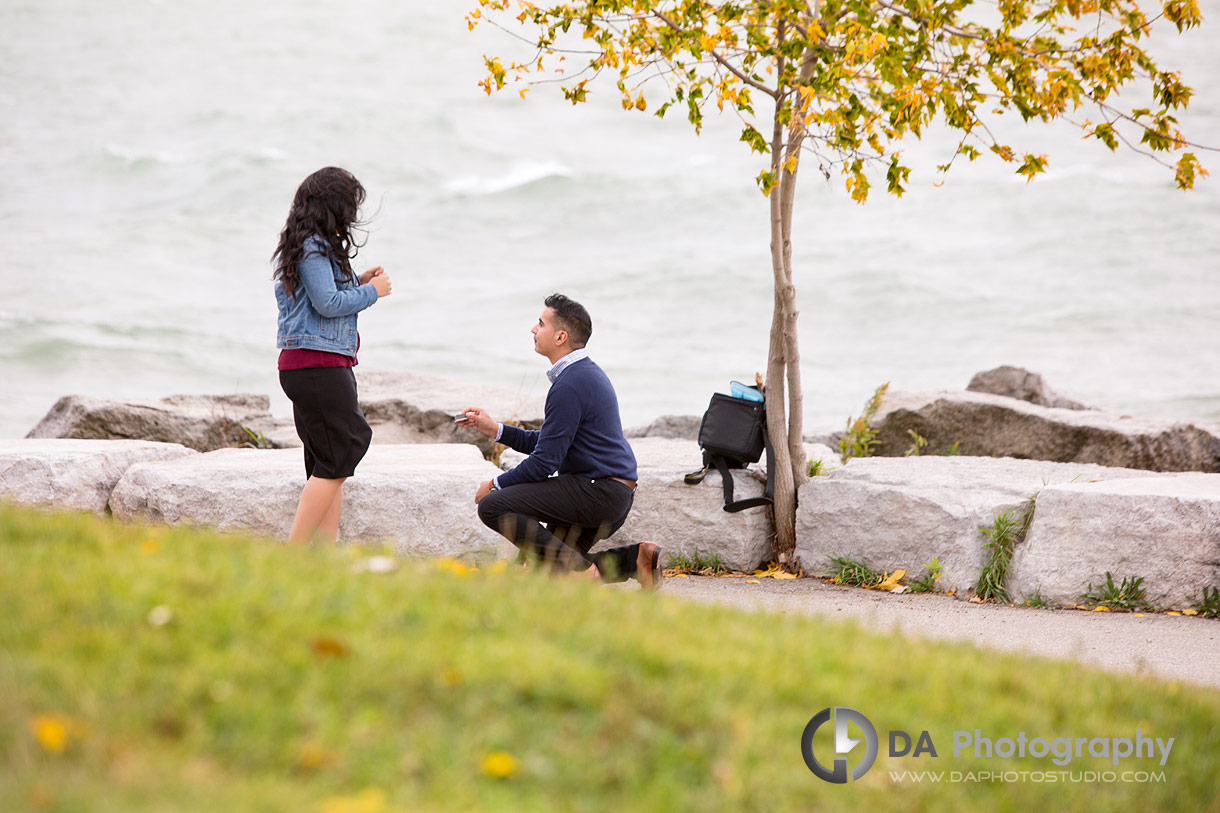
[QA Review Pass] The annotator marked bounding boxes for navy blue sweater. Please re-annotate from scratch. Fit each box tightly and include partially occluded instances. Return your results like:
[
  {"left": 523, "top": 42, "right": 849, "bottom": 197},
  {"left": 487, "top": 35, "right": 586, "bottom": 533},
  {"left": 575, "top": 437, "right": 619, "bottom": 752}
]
[{"left": 497, "top": 357, "right": 638, "bottom": 488}]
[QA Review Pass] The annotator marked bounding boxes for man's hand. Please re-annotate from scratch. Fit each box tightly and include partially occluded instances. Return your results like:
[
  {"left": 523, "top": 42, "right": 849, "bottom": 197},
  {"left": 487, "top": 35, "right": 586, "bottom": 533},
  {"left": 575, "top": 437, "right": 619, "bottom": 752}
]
[
  {"left": 474, "top": 478, "right": 495, "bottom": 504},
  {"left": 456, "top": 407, "right": 498, "bottom": 439}
]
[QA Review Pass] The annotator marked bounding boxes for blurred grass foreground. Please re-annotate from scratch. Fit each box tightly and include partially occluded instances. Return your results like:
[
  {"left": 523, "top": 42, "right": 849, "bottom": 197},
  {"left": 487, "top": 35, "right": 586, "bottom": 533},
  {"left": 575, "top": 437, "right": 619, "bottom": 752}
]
[{"left": 1, "top": 501, "right": 1217, "bottom": 812}]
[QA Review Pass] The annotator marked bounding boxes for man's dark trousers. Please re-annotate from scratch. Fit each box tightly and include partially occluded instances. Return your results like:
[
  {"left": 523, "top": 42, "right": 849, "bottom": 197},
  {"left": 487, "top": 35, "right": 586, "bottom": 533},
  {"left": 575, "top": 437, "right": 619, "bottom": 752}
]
[{"left": 477, "top": 474, "right": 641, "bottom": 580}]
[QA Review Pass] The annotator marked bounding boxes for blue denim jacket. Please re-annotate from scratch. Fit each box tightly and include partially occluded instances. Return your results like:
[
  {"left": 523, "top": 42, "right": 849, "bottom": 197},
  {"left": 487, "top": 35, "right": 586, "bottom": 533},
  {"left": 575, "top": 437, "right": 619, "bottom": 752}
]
[{"left": 275, "top": 235, "right": 378, "bottom": 355}]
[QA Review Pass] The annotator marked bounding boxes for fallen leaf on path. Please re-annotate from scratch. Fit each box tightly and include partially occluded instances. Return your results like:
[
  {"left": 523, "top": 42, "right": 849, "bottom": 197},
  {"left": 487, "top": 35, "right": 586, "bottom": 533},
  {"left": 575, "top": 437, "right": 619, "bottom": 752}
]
[
  {"left": 868, "top": 569, "right": 906, "bottom": 591},
  {"left": 746, "top": 579, "right": 761, "bottom": 584}
]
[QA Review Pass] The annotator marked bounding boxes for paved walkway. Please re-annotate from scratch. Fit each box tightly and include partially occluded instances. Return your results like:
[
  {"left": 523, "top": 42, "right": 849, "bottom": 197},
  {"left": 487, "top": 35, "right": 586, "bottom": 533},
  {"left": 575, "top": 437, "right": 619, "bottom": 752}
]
[{"left": 660, "top": 575, "right": 1220, "bottom": 690}]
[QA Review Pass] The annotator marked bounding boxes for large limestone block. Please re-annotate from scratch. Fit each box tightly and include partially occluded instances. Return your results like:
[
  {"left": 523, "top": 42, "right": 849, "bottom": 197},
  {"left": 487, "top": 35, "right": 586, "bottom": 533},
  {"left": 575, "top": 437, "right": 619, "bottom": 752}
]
[
  {"left": 601, "top": 438, "right": 773, "bottom": 572},
  {"left": 1009, "top": 474, "right": 1220, "bottom": 607},
  {"left": 26, "top": 393, "right": 291, "bottom": 452},
  {"left": 357, "top": 371, "right": 546, "bottom": 453},
  {"left": 0, "top": 439, "right": 196, "bottom": 514},
  {"left": 872, "top": 389, "right": 1220, "bottom": 472},
  {"left": 796, "top": 456, "right": 1156, "bottom": 592},
  {"left": 110, "top": 444, "right": 512, "bottom": 560}
]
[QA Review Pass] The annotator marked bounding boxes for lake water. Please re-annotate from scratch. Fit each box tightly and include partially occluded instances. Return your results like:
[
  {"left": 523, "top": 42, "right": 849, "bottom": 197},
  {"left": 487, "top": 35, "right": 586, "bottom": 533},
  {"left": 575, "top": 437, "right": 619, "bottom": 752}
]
[{"left": 2, "top": 1, "right": 1218, "bottom": 439}]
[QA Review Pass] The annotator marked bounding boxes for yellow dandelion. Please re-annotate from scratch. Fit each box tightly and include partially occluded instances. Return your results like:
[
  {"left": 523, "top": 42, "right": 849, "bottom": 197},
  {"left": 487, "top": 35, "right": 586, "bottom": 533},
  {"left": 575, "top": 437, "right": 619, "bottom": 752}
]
[{"left": 482, "top": 751, "right": 517, "bottom": 779}]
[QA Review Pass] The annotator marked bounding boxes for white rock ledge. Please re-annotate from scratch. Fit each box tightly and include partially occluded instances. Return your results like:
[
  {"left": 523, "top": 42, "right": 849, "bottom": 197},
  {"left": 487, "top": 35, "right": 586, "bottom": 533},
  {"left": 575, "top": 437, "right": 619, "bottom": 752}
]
[
  {"left": 0, "top": 439, "right": 196, "bottom": 514},
  {"left": 604, "top": 438, "right": 774, "bottom": 573},
  {"left": 1010, "top": 473, "right": 1220, "bottom": 607},
  {"left": 110, "top": 444, "right": 513, "bottom": 560},
  {"left": 796, "top": 456, "right": 1162, "bottom": 593}
]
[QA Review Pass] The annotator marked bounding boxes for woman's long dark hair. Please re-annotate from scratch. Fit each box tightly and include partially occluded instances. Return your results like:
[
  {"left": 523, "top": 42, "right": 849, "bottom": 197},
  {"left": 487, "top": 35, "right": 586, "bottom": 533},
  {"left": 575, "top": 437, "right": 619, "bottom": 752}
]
[{"left": 272, "top": 167, "right": 366, "bottom": 301}]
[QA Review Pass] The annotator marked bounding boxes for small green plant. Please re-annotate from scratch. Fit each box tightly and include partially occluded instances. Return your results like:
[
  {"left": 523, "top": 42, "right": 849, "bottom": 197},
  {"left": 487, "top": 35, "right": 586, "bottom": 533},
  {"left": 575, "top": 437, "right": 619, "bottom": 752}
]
[
  {"left": 939, "top": 441, "right": 962, "bottom": 456},
  {"left": 1081, "top": 572, "right": 1153, "bottom": 612},
  {"left": 975, "top": 497, "right": 1036, "bottom": 603},
  {"left": 238, "top": 426, "right": 272, "bottom": 449},
  {"left": 904, "top": 429, "right": 928, "bottom": 457},
  {"left": 1023, "top": 588, "right": 1052, "bottom": 609},
  {"left": 665, "top": 550, "right": 727, "bottom": 575},
  {"left": 808, "top": 458, "right": 827, "bottom": 477},
  {"left": 1192, "top": 586, "right": 1220, "bottom": 619},
  {"left": 906, "top": 556, "right": 943, "bottom": 594},
  {"left": 839, "top": 382, "right": 889, "bottom": 463},
  {"left": 829, "top": 554, "right": 885, "bottom": 587}
]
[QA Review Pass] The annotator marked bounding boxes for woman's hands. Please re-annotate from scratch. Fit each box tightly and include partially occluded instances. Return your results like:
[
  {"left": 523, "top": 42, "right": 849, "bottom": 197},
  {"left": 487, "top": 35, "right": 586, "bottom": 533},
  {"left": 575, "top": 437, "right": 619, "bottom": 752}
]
[{"left": 360, "top": 266, "right": 392, "bottom": 297}]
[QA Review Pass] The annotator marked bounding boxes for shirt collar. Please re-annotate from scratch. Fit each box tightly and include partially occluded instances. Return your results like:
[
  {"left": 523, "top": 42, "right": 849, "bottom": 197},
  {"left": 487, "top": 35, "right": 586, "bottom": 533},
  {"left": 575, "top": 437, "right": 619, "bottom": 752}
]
[{"left": 546, "top": 348, "right": 589, "bottom": 383}]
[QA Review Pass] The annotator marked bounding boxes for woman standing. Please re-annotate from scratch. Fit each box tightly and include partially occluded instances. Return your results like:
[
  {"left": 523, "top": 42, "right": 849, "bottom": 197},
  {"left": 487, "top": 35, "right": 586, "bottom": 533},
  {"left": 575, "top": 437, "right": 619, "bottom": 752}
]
[{"left": 272, "top": 167, "right": 391, "bottom": 544}]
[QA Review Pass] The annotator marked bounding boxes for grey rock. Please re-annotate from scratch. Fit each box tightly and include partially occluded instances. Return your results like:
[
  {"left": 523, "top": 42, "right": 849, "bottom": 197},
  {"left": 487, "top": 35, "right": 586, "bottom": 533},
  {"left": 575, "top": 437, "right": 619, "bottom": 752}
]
[
  {"left": 625, "top": 414, "right": 702, "bottom": 440},
  {"left": 357, "top": 371, "right": 545, "bottom": 455},
  {"left": 872, "top": 389, "right": 1220, "bottom": 472},
  {"left": 967, "top": 365, "right": 1088, "bottom": 410},
  {"left": 110, "top": 444, "right": 513, "bottom": 560},
  {"left": 0, "top": 439, "right": 196, "bottom": 514},
  {"left": 795, "top": 455, "right": 1157, "bottom": 593},
  {"left": 599, "top": 438, "right": 773, "bottom": 572},
  {"left": 1009, "top": 473, "right": 1220, "bottom": 608},
  {"left": 26, "top": 393, "right": 291, "bottom": 453}
]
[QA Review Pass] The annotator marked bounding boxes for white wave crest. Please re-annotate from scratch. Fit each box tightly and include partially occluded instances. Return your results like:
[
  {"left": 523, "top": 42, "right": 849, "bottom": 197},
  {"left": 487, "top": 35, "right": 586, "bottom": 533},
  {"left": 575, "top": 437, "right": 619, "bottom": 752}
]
[{"left": 445, "top": 161, "right": 571, "bottom": 196}]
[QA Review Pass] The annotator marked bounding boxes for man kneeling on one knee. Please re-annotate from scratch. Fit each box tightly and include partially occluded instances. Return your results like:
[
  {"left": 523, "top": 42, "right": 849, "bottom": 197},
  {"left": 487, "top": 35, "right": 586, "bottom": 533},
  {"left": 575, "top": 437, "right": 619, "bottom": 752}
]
[{"left": 458, "top": 293, "right": 662, "bottom": 589}]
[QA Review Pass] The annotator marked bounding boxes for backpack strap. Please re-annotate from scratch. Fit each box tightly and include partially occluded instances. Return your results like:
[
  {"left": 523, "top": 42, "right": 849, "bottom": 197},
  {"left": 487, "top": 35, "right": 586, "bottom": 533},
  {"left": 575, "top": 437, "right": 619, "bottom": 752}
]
[{"left": 721, "top": 424, "right": 774, "bottom": 513}]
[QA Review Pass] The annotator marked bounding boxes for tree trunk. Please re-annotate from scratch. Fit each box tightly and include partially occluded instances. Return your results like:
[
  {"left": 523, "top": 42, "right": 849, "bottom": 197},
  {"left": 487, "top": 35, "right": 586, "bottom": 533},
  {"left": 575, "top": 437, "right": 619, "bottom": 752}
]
[
  {"left": 762, "top": 37, "right": 814, "bottom": 569},
  {"left": 765, "top": 37, "right": 798, "bottom": 564}
]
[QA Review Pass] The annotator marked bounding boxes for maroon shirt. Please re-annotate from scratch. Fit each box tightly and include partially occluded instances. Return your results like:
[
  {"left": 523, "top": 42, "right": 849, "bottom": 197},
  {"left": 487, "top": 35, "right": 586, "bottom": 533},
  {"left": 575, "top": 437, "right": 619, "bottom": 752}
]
[{"left": 278, "top": 334, "right": 359, "bottom": 370}]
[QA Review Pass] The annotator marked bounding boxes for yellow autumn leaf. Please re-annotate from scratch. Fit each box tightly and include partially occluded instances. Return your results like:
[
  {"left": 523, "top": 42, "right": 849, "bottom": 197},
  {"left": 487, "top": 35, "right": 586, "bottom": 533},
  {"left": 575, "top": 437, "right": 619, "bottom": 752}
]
[
  {"left": 311, "top": 636, "right": 351, "bottom": 658},
  {"left": 1181, "top": 609, "right": 1198, "bottom": 616},
  {"left": 29, "top": 715, "right": 68, "bottom": 753},
  {"left": 870, "top": 569, "right": 906, "bottom": 591},
  {"left": 1166, "top": 611, "right": 1182, "bottom": 616},
  {"left": 746, "top": 578, "right": 761, "bottom": 584},
  {"left": 28, "top": 714, "right": 89, "bottom": 754},
  {"left": 482, "top": 751, "right": 517, "bottom": 779},
  {"left": 296, "top": 742, "right": 335, "bottom": 772},
  {"left": 518, "top": 87, "right": 529, "bottom": 99},
  {"left": 1092, "top": 606, "right": 1111, "bottom": 612},
  {"left": 436, "top": 558, "right": 472, "bottom": 577}
]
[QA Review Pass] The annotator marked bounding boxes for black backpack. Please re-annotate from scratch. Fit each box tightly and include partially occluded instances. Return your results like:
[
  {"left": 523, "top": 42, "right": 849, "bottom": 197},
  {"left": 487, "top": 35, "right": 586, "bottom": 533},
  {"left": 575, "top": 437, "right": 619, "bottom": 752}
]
[{"left": 684, "top": 385, "right": 774, "bottom": 512}]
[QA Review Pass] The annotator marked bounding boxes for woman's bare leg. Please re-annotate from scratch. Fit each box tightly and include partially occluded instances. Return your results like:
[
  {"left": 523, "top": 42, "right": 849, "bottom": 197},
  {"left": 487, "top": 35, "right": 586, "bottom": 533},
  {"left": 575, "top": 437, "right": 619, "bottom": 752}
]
[{"left": 288, "top": 476, "right": 346, "bottom": 545}]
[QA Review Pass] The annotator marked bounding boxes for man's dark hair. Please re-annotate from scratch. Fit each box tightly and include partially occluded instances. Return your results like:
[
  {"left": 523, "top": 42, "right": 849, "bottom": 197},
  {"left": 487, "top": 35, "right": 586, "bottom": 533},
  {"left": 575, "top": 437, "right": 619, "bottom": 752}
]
[{"left": 544, "top": 293, "right": 592, "bottom": 349}]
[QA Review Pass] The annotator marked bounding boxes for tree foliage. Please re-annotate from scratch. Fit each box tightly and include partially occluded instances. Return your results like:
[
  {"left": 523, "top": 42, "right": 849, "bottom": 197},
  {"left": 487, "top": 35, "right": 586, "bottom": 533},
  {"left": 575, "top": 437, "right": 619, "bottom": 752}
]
[
  {"left": 468, "top": 0, "right": 1209, "bottom": 565},
  {"left": 470, "top": 0, "right": 1208, "bottom": 197}
]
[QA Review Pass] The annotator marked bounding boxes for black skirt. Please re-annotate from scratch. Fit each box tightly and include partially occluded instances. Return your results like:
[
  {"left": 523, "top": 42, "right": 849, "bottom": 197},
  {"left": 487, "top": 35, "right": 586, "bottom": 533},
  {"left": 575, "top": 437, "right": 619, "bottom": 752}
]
[{"left": 279, "top": 367, "right": 372, "bottom": 479}]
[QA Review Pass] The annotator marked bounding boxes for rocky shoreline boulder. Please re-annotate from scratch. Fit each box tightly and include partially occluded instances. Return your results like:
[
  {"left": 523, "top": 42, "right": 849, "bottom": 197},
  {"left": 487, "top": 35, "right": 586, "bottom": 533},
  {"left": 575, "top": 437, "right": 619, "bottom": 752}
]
[
  {"left": 795, "top": 455, "right": 1157, "bottom": 594},
  {"left": 872, "top": 389, "right": 1220, "bottom": 472},
  {"left": 356, "top": 371, "right": 546, "bottom": 454},
  {"left": 26, "top": 393, "right": 294, "bottom": 452},
  {"left": 0, "top": 439, "right": 195, "bottom": 514},
  {"left": 1009, "top": 473, "right": 1220, "bottom": 608},
  {"left": 110, "top": 444, "right": 513, "bottom": 560},
  {"left": 967, "top": 365, "right": 1087, "bottom": 410}
]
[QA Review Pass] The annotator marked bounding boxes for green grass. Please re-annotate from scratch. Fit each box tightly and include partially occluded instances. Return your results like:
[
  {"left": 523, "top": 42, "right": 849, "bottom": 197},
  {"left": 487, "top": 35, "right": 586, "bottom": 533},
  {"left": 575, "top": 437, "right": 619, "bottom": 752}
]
[
  {"left": 1081, "top": 573, "right": 1154, "bottom": 613},
  {"left": 828, "top": 554, "right": 886, "bottom": 588},
  {"left": 664, "top": 550, "right": 727, "bottom": 575},
  {"left": 2, "top": 502, "right": 1219, "bottom": 812},
  {"left": 976, "top": 499, "right": 1036, "bottom": 603}
]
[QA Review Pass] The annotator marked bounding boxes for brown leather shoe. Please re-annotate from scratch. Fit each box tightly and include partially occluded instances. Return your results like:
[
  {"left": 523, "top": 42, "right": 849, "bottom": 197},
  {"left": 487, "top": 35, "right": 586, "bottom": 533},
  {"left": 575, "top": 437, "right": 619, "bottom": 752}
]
[{"left": 636, "top": 542, "right": 664, "bottom": 591}]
